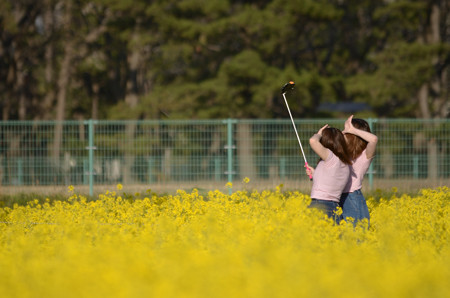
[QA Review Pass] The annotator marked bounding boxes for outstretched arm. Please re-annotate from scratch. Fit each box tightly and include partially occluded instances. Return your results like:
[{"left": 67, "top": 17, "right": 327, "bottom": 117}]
[
  {"left": 309, "top": 124, "right": 329, "bottom": 161},
  {"left": 343, "top": 115, "right": 378, "bottom": 159}
]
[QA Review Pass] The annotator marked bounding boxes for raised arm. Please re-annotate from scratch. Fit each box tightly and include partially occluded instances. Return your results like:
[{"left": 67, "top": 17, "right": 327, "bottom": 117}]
[
  {"left": 309, "top": 124, "right": 330, "bottom": 161},
  {"left": 343, "top": 115, "right": 378, "bottom": 159}
]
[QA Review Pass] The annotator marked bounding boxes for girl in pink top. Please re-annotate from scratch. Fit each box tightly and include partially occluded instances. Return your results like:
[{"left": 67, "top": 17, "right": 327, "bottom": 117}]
[
  {"left": 340, "top": 115, "right": 378, "bottom": 227},
  {"left": 305, "top": 125, "right": 352, "bottom": 223}
]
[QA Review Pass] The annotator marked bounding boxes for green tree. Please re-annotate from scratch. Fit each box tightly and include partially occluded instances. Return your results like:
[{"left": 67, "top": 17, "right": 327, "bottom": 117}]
[
  {"left": 346, "top": 0, "right": 450, "bottom": 118},
  {"left": 1, "top": 0, "right": 448, "bottom": 121}
]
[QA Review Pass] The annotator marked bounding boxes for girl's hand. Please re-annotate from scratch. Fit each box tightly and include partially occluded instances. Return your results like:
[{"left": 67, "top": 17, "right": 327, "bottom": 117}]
[
  {"left": 343, "top": 115, "right": 354, "bottom": 134},
  {"left": 317, "top": 124, "right": 329, "bottom": 136},
  {"left": 305, "top": 164, "right": 315, "bottom": 177}
]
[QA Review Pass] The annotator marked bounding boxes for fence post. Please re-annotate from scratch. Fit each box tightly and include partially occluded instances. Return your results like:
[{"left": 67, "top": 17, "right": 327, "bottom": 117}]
[
  {"left": 367, "top": 118, "right": 376, "bottom": 190},
  {"left": 86, "top": 119, "right": 97, "bottom": 196},
  {"left": 148, "top": 157, "right": 155, "bottom": 183},
  {"left": 224, "top": 119, "right": 236, "bottom": 195}
]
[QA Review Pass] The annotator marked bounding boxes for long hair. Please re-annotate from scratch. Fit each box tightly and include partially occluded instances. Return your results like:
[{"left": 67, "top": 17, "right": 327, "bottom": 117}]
[
  {"left": 320, "top": 127, "right": 352, "bottom": 165},
  {"left": 346, "top": 118, "right": 371, "bottom": 160}
]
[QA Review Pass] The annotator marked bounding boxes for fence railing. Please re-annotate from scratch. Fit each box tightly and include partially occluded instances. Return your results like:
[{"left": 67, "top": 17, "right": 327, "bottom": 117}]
[{"left": 0, "top": 119, "right": 449, "bottom": 195}]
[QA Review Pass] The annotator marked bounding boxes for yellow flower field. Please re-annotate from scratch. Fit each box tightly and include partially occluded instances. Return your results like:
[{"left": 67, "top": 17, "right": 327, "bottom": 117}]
[{"left": 0, "top": 186, "right": 449, "bottom": 298}]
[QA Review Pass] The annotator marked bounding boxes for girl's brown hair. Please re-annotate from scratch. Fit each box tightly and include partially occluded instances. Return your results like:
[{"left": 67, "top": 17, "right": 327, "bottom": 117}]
[
  {"left": 346, "top": 118, "right": 371, "bottom": 160},
  {"left": 320, "top": 127, "right": 352, "bottom": 165}
]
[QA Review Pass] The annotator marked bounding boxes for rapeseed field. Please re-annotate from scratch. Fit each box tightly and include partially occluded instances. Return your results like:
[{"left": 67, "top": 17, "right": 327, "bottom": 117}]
[{"left": 0, "top": 185, "right": 449, "bottom": 298}]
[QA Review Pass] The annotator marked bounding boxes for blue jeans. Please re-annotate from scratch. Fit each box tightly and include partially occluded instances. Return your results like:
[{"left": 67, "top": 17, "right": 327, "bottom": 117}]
[
  {"left": 340, "top": 190, "right": 370, "bottom": 227},
  {"left": 308, "top": 199, "right": 342, "bottom": 224}
]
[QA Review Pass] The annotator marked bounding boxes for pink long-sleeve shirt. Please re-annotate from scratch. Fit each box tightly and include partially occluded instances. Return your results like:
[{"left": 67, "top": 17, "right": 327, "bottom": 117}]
[
  {"left": 343, "top": 149, "right": 373, "bottom": 193},
  {"left": 310, "top": 149, "right": 351, "bottom": 202}
]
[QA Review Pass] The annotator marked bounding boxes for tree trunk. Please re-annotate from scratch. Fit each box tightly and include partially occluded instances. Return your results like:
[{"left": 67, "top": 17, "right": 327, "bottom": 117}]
[
  {"left": 11, "top": 40, "right": 27, "bottom": 120},
  {"left": 428, "top": 3, "right": 443, "bottom": 118},
  {"left": 17, "top": 60, "right": 26, "bottom": 120},
  {"left": 41, "top": 0, "right": 55, "bottom": 120},
  {"left": 52, "top": 2, "right": 74, "bottom": 168},
  {"left": 92, "top": 83, "right": 100, "bottom": 120},
  {"left": 431, "top": 1, "right": 449, "bottom": 118},
  {"left": 237, "top": 122, "right": 256, "bottom": 179},
  {"left": 43, "top": 42, "right": 55, "bottom": 118},
  {"left": 2, "top": 105, "right": 9, "bottom": 121},
  {"left": 163, "top": 147, "right": 172, "bottom": 182},
  {"left": 382, "top": 150, "right": 394, "bottom": 179},
  {"left": 416, "top": 2, "right": 446, "bottom": 119},
  {"left": 427, "top": 138, "right": 438, "bottom": 180},
  {"left": 428, "top": 3, "right": 440, "bottom": 44},
  {"left": 122, "top": 44, "right": 142, "bottom": 184},
  {"left": 418, "top": 84, "right": 431, "bottom": 119}
]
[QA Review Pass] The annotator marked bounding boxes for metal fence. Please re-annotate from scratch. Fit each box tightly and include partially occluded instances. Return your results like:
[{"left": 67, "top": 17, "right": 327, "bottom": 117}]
[{"left": 0, "top": 119, "right": 449, "bottom": 195}]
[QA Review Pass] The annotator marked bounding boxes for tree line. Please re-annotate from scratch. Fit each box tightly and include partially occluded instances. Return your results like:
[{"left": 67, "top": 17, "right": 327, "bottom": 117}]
[{"left": 1, "top": 0, "right": 449, "bottom": 121}]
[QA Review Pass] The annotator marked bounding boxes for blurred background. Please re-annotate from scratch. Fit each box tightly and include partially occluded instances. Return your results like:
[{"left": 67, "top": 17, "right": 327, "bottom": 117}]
[
  {"left": 1, "top": 0, "right": 449, "bottom": 121},
  {"left": 0, "top": 0, "right": 449, "bottom": 194}
]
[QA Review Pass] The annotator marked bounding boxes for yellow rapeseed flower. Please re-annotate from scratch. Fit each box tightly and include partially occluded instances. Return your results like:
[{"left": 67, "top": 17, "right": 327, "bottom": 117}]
[
  {"left": 0, "top": 186, "right": 448, "bottom": 298},
  {"left": 243, "top": 177, "right": 250, "bottom": 184},
  {"left": 117, "top": 183, "right": 123, "bottom": 190}
]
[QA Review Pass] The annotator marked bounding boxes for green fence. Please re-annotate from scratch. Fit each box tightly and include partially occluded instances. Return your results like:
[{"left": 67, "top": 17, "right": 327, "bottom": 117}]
[{"left": 0, "top": 119, "right": 449, "bottom": 195}]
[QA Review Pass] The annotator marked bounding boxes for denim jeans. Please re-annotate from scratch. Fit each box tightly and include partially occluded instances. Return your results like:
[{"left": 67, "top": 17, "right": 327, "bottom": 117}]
[
  {"left": 308, "top": 199, "right": 342, "bottom": 224},
  {"left": 340, "top": 189, "right": 370, "bottom": 227}
]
